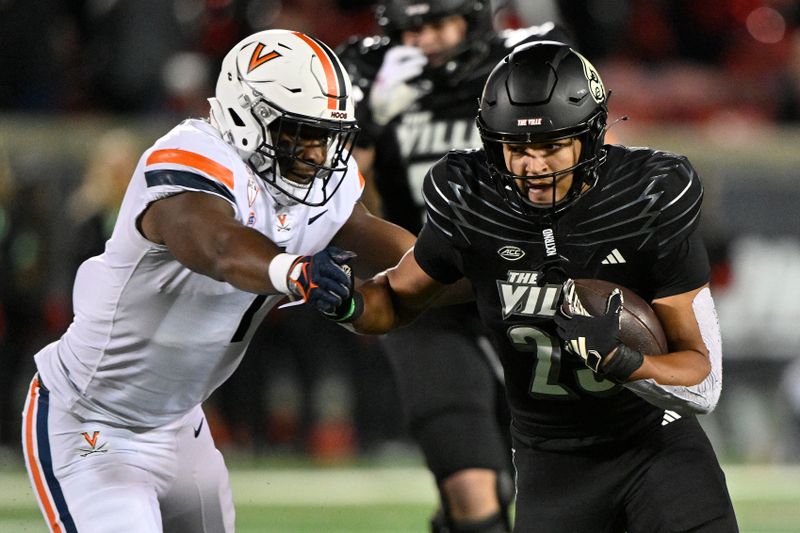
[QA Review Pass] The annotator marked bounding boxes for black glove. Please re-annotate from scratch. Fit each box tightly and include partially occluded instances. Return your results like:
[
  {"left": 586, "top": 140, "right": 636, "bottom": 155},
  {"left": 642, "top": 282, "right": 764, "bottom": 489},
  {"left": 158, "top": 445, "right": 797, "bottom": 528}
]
[
  {"left": 554, "top": 279, "right": 643, "bottom": 382},
  {"left": 287, "top": 246, "right": 356, "bottom": 316}
]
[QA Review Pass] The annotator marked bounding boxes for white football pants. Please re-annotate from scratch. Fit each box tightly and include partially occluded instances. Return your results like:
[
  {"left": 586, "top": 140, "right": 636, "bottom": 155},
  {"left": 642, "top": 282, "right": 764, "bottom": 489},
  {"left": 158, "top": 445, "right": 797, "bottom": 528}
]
[{"left": 22, "top": 375, "right": 235, "bottom": 532}]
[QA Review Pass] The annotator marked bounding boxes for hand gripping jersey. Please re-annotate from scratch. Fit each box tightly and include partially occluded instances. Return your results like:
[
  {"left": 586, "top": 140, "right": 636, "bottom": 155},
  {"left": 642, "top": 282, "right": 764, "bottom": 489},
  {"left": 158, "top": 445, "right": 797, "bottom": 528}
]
[
  {"left": 339, "top": 23, "right": 572, "bottom": 233},
  {"left": 414, "top": 145, "right": 710, "bottom": 450},
  {"left": 35, "top": 119, "right": 363, "bottom": 427}
]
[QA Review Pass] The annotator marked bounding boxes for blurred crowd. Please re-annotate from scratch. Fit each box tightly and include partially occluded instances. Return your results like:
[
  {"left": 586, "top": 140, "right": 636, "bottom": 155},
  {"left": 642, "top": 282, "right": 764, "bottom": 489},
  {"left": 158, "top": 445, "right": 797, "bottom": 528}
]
[{"left": 2, "top": 0, "right": 800, "bottom": 463}]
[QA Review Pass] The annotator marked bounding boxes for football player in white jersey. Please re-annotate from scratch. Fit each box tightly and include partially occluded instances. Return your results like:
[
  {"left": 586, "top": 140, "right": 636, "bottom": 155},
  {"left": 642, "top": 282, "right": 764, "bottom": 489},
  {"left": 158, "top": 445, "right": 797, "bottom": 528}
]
[{"left": 21, "top": 29, "right": 414, "bottom": 533}]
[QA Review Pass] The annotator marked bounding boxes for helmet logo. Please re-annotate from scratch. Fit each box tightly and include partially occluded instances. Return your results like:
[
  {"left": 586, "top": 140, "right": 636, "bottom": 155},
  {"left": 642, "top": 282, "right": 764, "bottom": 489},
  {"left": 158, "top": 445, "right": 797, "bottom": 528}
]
[
  {"left": 572, "top": 50, "right": 605, "bottom": 104},
  {"left": 517, "top": 118, "right": 543, "bottom": 126},
  {"left": 248, "top": 43, "right": 282, "bottom": 73}
]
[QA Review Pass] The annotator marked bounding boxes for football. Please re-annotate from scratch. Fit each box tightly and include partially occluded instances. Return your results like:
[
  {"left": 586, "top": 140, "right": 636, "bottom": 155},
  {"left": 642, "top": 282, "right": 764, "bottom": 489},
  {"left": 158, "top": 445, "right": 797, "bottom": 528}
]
[{"left": 572, "top": 279, "right": 668, "bottom": 355}]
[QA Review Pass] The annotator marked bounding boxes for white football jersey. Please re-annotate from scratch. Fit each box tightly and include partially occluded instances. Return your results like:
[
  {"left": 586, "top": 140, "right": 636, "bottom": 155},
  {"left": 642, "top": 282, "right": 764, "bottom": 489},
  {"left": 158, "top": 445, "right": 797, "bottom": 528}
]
[{"left": 35, "top": 119, "right": 363, "bottom": 427}]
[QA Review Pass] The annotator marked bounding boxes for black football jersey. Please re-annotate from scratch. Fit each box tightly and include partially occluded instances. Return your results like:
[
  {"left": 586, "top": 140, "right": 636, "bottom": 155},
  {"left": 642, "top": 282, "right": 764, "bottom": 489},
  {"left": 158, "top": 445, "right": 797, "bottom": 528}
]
[
  {"left": 338, "top": 23, "right": 572, "bottom": 233},
  {"left": 414, "top": 145, "right": 711, "bottom": 449}
]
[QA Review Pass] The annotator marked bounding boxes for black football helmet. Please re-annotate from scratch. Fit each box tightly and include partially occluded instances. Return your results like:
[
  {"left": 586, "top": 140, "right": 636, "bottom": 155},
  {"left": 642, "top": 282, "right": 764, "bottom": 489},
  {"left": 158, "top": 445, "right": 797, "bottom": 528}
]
[
  {"left": 477, "top": 41, "right": 608, "bottom": 217},
  {"left": 374, "top": 0, "right": 493, "bottom": 83}
]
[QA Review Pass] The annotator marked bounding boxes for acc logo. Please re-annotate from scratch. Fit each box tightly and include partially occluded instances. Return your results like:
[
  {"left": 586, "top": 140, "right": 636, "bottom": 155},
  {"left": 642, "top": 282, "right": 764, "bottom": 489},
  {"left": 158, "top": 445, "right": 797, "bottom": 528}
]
[
  {"left": 498, "top": 245, "right": 526, "bottom": 261},
  {"left": 572, "top": 49, "right": 605, "bottom": 104}
]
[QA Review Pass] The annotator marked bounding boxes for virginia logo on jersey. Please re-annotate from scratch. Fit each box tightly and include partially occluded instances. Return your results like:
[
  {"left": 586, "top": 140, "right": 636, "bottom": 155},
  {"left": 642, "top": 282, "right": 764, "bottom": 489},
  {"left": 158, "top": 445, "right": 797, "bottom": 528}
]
[
  {"left": 497, "top": 271, "right": 562, "bottom": 319},
  {"left": 276, "top": 213, "right": 291, "bottom": 232}
]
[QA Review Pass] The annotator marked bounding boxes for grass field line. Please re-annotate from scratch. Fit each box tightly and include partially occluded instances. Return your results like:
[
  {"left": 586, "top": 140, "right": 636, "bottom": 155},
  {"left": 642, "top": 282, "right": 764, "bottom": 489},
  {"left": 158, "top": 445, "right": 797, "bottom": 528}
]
[
  {"left": 0, "top": 466, "right": 440, "bottom": 509},
  {"left": 232, "top": 467, "right": 438, "bottom": 506},
  {"left": 2, "top": 464, "right": 799, "bottom": 509}
]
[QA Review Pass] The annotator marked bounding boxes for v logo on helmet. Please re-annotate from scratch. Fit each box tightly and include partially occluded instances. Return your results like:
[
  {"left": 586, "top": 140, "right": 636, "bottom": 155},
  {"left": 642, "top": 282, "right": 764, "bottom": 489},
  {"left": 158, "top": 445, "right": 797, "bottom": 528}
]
[{"left": 248, "top": 44, "right": 281, "bottom": 73}]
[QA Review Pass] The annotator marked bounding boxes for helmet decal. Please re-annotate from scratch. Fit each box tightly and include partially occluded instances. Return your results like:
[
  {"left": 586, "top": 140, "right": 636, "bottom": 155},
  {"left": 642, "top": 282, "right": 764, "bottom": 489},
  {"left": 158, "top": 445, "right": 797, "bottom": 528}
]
[
  {"left": 247, "top": 44, "right": 282, "bottom": 73},
  {"left": 572, "top": 49, "right": 605, "bottom": 104},
  {"left": 291, "top": 31, "right": 348, "bottom": 112}
]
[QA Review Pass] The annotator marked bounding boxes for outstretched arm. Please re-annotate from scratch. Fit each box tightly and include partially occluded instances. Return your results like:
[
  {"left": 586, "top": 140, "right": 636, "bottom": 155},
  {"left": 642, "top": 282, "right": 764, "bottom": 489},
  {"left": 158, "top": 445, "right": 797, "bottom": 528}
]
[
  {"left": 140, "top": 191, "right": 352, "bottom": 313},
  {"left": 331, "top": 201, "right": 415, "bottom": 278},
  {"left": 140, "top": 191, "right": 284, "bottom": 293},
  {"left": 349, "top": 248, "right": 449, "bottom": 335}
]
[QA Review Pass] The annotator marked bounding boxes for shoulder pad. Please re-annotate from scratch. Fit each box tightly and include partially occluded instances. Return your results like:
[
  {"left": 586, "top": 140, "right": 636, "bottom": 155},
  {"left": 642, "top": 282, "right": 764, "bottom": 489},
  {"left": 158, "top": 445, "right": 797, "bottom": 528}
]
[
  {"left": 574, "top": 146, "right": 702, "bottom": 256},
  {"left": 422, "top": 150, "right": 539, "bottom": 247},
  {"left": 146, "top": 122, "right": 239, "bottom": 192},
  {"left": 647, "top": 150, "right": 704, "bottom": 254}
]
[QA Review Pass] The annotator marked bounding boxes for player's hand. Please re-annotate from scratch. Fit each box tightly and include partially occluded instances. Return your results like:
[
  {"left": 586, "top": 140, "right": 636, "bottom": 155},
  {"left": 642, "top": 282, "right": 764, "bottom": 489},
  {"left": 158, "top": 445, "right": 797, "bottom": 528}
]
[
  {"left": 554, "top": 279, "right": 642, "bottom": 382},
  {"left": 369, "top": 46, "right": 428, "bottom": 126},
  {"left": 287, "top": 247, "right": 356, "bottom": 315}
]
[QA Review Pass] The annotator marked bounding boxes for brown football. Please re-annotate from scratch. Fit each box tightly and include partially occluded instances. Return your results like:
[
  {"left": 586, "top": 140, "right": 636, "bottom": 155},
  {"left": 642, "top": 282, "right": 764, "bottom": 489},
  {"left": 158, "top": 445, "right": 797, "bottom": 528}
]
[{"left": 572, "top": 279, "right": 668, "bottom": 355}]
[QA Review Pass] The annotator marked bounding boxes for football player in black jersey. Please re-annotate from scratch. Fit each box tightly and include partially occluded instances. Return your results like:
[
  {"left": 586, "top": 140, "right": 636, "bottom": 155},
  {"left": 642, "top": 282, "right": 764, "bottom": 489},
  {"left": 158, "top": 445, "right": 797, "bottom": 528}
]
[
  {"left": 337, "top": 3, "right": 572, "bottom": 531},
  {"left": 325, "top": 41, "right": 739, "bottom": 532}
]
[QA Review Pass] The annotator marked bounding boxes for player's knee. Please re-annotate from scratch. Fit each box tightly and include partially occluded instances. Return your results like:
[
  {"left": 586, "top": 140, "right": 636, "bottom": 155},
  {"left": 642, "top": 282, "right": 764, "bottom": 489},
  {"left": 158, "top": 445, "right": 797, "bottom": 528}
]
[
  {"left": 435, "top": 469, "right": 511, "bottom": 532},
  {"left": 441, "top": 468, "right": 499, "bottom": 519}
]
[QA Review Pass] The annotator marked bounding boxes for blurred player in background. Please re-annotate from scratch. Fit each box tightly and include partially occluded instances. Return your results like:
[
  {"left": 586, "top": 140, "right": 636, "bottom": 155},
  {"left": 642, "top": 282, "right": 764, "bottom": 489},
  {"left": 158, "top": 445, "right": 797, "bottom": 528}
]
[
  {"left": 338, "top": 2, "right": 571, "bottom": 531},
  {"left": 21, "top": 29, "right": 413, "bottom": 532},
  {"left": 326, "top": 41, "right": 738, "bottom": 532}
]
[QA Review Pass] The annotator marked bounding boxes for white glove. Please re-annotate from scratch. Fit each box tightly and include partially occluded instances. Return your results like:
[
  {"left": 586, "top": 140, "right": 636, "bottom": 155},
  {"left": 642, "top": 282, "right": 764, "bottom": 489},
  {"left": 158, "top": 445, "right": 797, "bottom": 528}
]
[{"left": 369, "top": 46, "right": 428, "bottom": 126}]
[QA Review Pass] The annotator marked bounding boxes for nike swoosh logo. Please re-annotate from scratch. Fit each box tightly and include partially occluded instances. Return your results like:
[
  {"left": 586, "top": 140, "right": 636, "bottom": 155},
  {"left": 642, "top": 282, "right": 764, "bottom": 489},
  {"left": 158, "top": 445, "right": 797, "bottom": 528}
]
[
  {"left": 194, "top": 418, "right": 204, "bottom": 438},
  {"left": 308, "top": 210, "right": 328, "bottom": 225}
]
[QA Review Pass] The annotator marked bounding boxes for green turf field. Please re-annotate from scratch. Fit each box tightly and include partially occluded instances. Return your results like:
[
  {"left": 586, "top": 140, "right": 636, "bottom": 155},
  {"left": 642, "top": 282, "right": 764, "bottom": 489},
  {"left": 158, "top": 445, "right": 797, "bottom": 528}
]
[{"left": 2, "top": 463, "right": 799, "bottom": 532}]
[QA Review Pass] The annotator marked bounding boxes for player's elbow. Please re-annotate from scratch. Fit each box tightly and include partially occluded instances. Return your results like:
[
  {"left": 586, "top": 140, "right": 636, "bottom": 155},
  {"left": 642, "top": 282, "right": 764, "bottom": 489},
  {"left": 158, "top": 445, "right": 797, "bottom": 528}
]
[
  {"left": 679, "top": 368, "right": 722, "bottom": 415},
  {"left": 687, "top": 352, "right": 712, "bottom": 387}
]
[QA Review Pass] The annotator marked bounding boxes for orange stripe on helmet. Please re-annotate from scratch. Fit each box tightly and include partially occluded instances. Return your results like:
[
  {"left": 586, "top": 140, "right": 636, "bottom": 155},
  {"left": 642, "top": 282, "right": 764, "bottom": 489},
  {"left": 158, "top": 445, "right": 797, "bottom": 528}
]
[
  {"left": 147, "top": 149, "right": 234, "bottom": 189},
  {"left": 291, "top": 31, "right": 339, "bottom": 110},
  {"left": 357, "top": 170, "right": 365, "bottom": 191},
  {"left": 24, "top": 378, "right": 63, "bottom": 533}
]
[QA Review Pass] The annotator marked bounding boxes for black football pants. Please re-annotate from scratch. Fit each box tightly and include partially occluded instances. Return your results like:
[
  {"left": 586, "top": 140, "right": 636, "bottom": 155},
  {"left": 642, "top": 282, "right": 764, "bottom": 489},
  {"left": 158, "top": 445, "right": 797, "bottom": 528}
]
[{"left": 512, "top": 415, "right": 738, "bottom": 533}]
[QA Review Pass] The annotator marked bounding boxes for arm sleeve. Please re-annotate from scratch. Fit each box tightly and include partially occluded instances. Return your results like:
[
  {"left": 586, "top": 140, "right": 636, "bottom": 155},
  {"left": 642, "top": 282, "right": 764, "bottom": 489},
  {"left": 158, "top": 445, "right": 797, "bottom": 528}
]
[{"left": 624, "top": 287, "right": 722, "bottom": 415}]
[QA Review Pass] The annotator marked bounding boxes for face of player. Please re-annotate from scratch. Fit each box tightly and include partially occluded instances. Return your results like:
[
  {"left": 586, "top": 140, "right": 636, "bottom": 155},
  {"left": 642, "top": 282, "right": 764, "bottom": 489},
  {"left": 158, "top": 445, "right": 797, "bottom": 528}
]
[
  {"left": 273, "top": 126, "right": 331, "bottom": 186},
  {"left": 502, "top": 138, "right": 583, "bottom": 206},
  {"left": 400, "top": 15, "right": 468, "bottom": 68}
]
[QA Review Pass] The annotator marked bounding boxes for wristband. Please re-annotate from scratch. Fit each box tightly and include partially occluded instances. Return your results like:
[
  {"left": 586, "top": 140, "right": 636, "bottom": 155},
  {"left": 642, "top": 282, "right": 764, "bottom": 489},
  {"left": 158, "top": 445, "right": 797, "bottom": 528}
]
[
  {"left": 267, "top": 253, "right": 301, "bottom": 295},
  {"left": 600, "top": 344, "right": 644, "bottom": 383},
  {"left": 326, "top": 291, "right": 364, "bottom": 323}
]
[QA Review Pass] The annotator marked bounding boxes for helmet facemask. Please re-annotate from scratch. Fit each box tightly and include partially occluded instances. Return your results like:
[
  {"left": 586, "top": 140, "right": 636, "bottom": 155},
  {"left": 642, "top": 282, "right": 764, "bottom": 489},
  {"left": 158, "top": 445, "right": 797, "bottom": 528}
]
[
  {"left": 246, "top": 100, "right": 359, "bottom": 207},
  {"left": 481, "top": 111, "right": 607, "bottom": 217}
]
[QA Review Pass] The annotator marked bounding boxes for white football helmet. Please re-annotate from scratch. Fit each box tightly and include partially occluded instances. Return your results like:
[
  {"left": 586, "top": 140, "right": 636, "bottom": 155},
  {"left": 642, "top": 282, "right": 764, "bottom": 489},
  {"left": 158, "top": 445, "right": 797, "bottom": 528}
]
[{"left": 209, "top": 29, "right": 359, "bottom": 206}]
